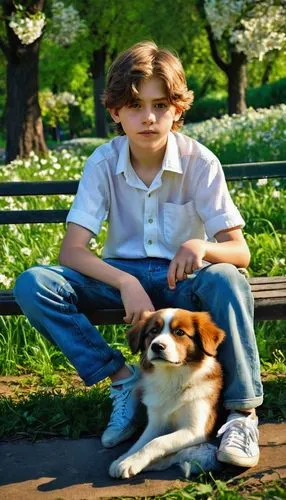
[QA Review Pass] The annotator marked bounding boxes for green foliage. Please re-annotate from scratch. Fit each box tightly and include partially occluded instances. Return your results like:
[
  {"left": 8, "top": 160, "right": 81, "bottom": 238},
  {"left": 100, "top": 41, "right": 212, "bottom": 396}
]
[
  {"left": 185, "top": 95, "right": 227, "bottom": 123},
  {"left": 186, "top": 78, "right": 286, "bottom": 123},
  {"left": 184, "top": 104, "right": 286, "bottom": 163},
  {"left": 247, "top": 50, "right": 286, "bottom": 87},
  {"left": 247, "top": 78, "right": 286, "bottom": 109}
]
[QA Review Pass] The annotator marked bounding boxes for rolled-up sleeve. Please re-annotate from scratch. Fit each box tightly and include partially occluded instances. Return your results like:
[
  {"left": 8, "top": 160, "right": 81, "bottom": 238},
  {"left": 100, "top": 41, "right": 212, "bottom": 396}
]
[
  {"left": 66, "top": 156, "right": 109, "bottom": 235},
  {"left": 194, "top": 158, "right": 245, "bottom": 239}
]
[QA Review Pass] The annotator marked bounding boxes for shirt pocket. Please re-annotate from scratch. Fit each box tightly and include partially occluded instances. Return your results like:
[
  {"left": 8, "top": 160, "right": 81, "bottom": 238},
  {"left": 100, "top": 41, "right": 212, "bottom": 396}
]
[{"left": 163, "top": 200, "right": 202, "bottom": 246}]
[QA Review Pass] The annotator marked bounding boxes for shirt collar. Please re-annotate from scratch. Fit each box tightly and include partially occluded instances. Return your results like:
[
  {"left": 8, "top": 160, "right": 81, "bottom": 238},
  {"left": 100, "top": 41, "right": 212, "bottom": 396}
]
[
  {"left": 115, "top": 132, "right": 182, "bottom": 176},
  {"left": 162, "top": 132, "right": 183, "bottom": 174},
  {"left": 116, "top": 136, "right": 131, "bottom": 175}
]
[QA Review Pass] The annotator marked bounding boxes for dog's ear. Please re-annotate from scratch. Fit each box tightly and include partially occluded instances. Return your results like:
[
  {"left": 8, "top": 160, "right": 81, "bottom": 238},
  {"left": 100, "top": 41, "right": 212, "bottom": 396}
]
[
  {"left": 127, "top": 318, "right": 150, "bottom": 354},
  {"left": 192, "top": 312, "right": 225, "bottom": 357}
]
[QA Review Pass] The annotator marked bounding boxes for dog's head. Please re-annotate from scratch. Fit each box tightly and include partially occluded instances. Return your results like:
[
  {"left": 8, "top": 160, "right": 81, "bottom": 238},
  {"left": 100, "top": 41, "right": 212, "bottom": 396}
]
[{"left": 127, "top": 308, "right": 225, "bottom": 369}]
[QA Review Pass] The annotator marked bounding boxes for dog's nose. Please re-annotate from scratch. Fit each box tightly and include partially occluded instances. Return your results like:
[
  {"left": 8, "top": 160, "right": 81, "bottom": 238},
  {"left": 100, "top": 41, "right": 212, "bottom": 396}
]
[{"left": 151, "top": 342, "right": 166, "bottom": 353}]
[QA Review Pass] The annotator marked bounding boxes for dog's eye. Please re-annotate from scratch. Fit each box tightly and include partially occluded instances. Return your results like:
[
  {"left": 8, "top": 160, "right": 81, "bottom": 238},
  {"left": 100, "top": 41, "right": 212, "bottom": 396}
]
[
  {"left": 173, "top": 328, "right": 185, "bottom": 337},
  {"left": 149, "top": 327, "right": 159, "bottom": 335}
]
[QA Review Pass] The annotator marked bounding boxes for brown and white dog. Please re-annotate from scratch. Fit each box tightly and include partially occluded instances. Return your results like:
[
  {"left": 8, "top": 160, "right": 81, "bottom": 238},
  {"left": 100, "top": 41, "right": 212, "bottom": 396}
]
[{"left": 109, "top": 308, "right": 225, "bottom": 479}]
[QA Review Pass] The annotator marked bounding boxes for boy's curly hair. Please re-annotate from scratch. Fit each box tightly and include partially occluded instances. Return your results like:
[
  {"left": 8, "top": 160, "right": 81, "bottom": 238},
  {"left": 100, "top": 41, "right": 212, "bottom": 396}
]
[{"left": 103, "top": 41, "right": 194, "bottom": 134}]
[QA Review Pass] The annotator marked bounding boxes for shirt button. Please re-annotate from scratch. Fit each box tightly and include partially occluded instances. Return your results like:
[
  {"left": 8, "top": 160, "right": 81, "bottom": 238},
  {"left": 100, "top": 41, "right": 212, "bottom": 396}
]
[
  {"left": 148, "top": 218, "right": 153, "bottom": 224},
  {"left": 148, "top": 240, "right": 152, "bottom": 245}
]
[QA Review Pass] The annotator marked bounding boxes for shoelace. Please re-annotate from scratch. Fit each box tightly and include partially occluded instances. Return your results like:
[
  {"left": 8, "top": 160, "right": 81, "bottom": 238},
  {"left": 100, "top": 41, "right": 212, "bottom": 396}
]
[
  {"left": 107, "top": 387, "right": 131, "bottom": 428},
  {"left": 217, "top": 416, "right": 258, "bottom": 453}
]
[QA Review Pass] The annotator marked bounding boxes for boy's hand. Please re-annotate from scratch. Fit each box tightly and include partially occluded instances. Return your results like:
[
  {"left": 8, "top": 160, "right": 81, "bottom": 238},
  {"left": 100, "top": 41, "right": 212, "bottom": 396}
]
[
  {"left": 119, "top": 276, "right": 155, "bottom": 324},
  {"left": 167, "top": 239, "right": 206, "bottom": 289}
]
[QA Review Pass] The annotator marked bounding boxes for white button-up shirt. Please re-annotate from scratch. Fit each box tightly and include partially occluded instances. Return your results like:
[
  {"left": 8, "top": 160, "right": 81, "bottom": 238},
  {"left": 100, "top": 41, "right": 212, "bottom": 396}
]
[{"left": 66, "top": 132, "right": 245, "bottom": 260}]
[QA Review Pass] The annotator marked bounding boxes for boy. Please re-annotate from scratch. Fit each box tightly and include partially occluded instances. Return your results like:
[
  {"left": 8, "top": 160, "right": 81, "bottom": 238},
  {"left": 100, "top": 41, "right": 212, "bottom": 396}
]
[{"left": 14, "top": 41, "right": 263, "bottom": 468}]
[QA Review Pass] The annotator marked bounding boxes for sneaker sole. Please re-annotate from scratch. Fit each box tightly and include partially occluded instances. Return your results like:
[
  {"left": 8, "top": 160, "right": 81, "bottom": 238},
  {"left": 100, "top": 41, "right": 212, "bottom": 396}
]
[
  {"left": 217, "top": 450, "right": 259, "bottom": 468},
  {"left": 101, "top": 424, "right": 139, "bottom": 448}
]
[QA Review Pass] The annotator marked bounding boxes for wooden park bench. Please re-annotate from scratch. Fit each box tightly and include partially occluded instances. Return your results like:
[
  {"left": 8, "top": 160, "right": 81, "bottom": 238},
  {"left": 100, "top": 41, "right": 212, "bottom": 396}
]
[{"left": 0, "top": 160, "right": 285, "bottom": 323}]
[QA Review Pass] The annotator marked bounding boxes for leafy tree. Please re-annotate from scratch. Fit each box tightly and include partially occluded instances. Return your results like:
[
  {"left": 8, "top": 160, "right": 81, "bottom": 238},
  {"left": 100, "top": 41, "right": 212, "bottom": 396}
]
[
  {"left": 198, "top": 0, "right": 286, "bottom": 114},
  {"left": 0, "top": 0, "right": 85, "bottom": 163},
  {"left": 73, "top": 0, "right": 147, "bottom": 138}
]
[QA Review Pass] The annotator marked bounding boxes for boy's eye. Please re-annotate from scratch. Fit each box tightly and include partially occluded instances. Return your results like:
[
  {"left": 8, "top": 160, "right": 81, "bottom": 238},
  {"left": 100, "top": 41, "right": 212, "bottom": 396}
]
[
  {"left": 154, "top": 103, "right": 168, "bottom": 109},
  {"left": 128, "top": 102, "right": 141, "bottom": 109}
]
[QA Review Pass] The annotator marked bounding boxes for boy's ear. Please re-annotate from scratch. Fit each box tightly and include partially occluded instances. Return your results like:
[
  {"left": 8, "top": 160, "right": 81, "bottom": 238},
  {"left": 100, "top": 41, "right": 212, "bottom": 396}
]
[
  {"left": 108, "top": 108, "right": 121, "bottom": 123},
  {"left": 174, "top": 108, "right": 182, "bottom": 122}
]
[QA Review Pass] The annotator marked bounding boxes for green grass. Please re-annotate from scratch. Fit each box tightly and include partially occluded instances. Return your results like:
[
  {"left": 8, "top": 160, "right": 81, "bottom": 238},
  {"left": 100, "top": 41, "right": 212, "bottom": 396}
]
[
  {"left": 158, "top": 478, "right": 286, "bottom": 499},
  {"left": 0, "top": 376, "right": 284, "bottom": 440}
]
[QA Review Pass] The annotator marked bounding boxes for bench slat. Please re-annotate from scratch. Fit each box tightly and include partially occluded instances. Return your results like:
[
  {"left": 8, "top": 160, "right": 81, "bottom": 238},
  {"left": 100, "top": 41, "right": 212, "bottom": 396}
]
[
  {"left": 252, "top": 290, "right": 286, "bottom": 298},
  {"left": 1, "top": 281, "right": 285, "bottom": 321},
  {"left": 251, "top": 283, "right": 286, "bottom": 292},
  {"left": 0, "top": 210, "right": 69, "bottom": 224},
  {"left": 0, "top": 181, "right": 78, "bottom": 196},
  {"left": 0, "top": 161, "right": 285, "bottom": 198},
  {"left": 249, "top": 276, "right": 286, "bottom": 284},
  {"left": 222, "top": 161, "right": 286, "bottom": 180}
]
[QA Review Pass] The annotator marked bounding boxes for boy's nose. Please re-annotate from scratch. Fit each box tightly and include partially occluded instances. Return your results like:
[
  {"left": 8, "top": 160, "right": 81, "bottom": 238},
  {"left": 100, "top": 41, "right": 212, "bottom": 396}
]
[{"left": 142, "top": 109, "right": 155, "bottom": 124}]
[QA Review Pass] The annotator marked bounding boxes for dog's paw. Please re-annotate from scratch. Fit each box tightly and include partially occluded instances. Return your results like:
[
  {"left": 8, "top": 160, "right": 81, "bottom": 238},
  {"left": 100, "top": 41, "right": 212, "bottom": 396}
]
[{"left": 109, "top": 455, "right": 143, "bottom": 479}]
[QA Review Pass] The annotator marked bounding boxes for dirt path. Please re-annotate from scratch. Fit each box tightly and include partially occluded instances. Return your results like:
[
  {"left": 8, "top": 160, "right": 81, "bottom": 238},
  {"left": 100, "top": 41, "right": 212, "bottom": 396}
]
[{"left": 0, "top": 422, "right": 285, "bottom": 499}]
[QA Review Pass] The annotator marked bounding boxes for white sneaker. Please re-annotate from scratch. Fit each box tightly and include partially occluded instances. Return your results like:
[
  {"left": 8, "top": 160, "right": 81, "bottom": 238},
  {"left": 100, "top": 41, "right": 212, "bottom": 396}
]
[
  {"left": 101, "top": 365, "right": 141, "bottom": 448},
  {"left": 217, "top": 412, "right": 259, "bottom": 467}
]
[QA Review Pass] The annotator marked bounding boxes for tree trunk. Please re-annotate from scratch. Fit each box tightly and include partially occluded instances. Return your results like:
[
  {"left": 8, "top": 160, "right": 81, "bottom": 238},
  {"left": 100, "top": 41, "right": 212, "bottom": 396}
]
[
  {"left": 91, "top": 47, "right": 109, "bottom": 138},
  {"left": 227, "top": 51, "right": 247, "bottom": 115},
  {"left": 5, "top": 38, "right": 48, "bottom": 163},
  {"left": 3, "top": 0, "right": 48, "bottom": 164},
  {"left": 203, "top": 18, "right": 248, "bottom": 117}
]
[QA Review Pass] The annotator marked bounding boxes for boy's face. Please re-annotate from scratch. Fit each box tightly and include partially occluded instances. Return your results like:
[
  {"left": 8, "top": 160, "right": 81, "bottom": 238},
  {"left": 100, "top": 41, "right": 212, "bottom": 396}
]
[{"left": 109, "top": 76, "right": 181, "bottom": 153}]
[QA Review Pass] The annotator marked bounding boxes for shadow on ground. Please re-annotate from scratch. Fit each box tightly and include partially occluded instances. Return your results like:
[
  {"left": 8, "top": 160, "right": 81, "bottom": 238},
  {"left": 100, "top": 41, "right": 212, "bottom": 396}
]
[{"left": 0, "top": 422, "right": 285, "bottom": 499}]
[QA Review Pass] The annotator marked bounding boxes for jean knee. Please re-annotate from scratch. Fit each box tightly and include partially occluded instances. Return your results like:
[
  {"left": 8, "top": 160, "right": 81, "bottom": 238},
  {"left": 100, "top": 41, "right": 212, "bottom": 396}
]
[
  {"left": 15, "top": 267, "right": 38, "bottom": 301},
  {"left": 14, "top": 266, "right": 57, "bottom": 307},
  {"left": 203, "top": 263, "right": 249, "bottom": 292}
]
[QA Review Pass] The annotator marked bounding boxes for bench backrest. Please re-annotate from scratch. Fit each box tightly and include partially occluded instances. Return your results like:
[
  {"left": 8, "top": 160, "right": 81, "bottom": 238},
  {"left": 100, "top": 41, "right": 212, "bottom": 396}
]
[{"left": 0, "top": 161, "right": 285, "bottom": 225}]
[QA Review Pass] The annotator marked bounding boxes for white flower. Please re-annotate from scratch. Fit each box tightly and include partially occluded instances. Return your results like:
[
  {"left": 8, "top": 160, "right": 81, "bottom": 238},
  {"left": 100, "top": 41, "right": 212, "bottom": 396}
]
[
  {"left": 20, "top": 247, "right": 32, "bottom": 256},
  {"left": 48, "top": 1, "right": 86, "bottom": 46},
  {"left": 89, "top": 241, "right": 98, "bottom": 251},
  {"left": 9, "top": 9, "right": 46, "bottom": 45},
  {"left": 0, "top": 274, "right": 13, "bottom": 287},
  {"left": 204, "top": 1, "right": 286, "bottom": 61},
  {"left": 36, "top": 257, "right": 51, "bottom": 265},
  {"left": 272, "top": 190, "right": 280, "bottom": 198},
  {"left": 256, "top": 178, "right": 268, "bottom": 186}
]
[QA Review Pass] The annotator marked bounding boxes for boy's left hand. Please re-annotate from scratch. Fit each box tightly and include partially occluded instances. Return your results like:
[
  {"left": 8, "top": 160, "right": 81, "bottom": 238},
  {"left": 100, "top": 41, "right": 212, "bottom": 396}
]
[{"left": 167, "top": 239, "right": 206, "bottom": 289}]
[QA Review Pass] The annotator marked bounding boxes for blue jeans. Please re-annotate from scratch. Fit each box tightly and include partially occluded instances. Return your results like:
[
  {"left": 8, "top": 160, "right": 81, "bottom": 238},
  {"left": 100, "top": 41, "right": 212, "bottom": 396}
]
[{"left": 14, "top": 259, "right": 263, "bottom": 410}]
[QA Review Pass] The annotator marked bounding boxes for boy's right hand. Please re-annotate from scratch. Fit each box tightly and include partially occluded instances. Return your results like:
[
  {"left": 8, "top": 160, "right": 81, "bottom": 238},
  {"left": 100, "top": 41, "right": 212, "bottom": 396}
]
[{"left": 119, "top": 276, "right": 155, "bottom": 324}]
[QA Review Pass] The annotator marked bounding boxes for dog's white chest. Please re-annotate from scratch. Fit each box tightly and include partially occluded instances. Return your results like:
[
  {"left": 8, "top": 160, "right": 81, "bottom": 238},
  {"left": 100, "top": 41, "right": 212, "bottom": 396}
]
[{"left": 142, "top": 370, "right": 193, "bottom": 418}]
